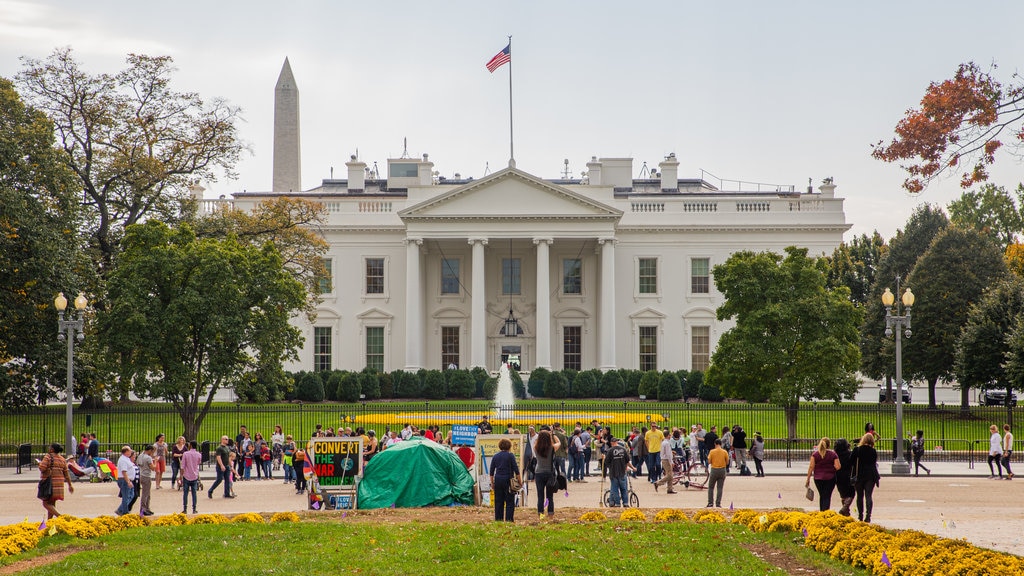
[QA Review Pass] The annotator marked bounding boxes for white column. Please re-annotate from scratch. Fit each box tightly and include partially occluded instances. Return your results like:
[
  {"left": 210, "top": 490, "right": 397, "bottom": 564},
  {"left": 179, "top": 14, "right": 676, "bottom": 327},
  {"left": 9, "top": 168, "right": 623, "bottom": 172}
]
[
  {"left": 470, "top": 238, "right": 488, "bottom": 368},
  {"left": 534, "top": 238, "right": 552, "bottom": 370},
  {"left": 404, "top": 237, "right": 423, "bottom": 370},
  {"left": 599, "top": 237, "right": 617, "bottom": 370}
]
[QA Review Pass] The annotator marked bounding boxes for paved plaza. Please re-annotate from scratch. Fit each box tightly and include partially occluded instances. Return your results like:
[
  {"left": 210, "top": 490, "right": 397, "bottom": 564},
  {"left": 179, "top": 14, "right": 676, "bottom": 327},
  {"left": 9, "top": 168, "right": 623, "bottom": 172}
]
[{"left": 2, "top": 459, "right": 1021, "bottom": 557}]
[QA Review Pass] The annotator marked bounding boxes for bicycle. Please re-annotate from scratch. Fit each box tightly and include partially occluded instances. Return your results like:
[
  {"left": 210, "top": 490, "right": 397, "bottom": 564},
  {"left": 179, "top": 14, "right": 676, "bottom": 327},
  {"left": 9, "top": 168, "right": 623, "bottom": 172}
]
[
  {"left": 670, "top": 452, "right": 709, "bottom": 490},
  {"left": 602, "top": 473, "right": 640, "bottom": 508}
]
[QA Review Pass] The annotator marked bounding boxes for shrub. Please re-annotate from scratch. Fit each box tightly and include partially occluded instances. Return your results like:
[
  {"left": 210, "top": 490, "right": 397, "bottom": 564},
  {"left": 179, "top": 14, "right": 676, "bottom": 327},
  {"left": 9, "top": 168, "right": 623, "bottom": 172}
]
[
  {"left": 683, "top": 370, "right": 702, "bottom": 399},
  {"left": 422, "top": 370, "right": 446, "bottom": 399},
  {"left": 638, "top": 370, "right": 660, "bottom": 399},
  {"left": 561, "top": 369, "right": 579, "bottom": 392},
  {"left": 543, "top": 371, "right": 568, "bottom": 398},
  {"left": 622, "top": 369, "right": 642, "bottom": 396},
  {"left": 510, "top": 370, "right": 526, "bottom": 399},
  {"left": 447, "top": 370, "right": 475, "bottom": 399},
  {"left": 653, "top": 509, "right": 689, "bottom": 523},
  {"left": 395, "top": 370, "right": 420, "bottom": 398},
  {"left": 339, "top": 372, "right": 361, "bottom": 403},
  {"left": 325, "top": 371, "right": 345, "bottom": 402},
  {"left": 378, "top": 371, "right": 394, "bottom": 399},
  {"left": 528, "top": 368, "right": 550, "bottom": 398},
  {"left": 693, "top": 509, "right": 726, "bottom": 523},
  {"left": 359, "top": 369, "right": 380, "bottom": 400},
  {"left": 471, "top": 367, "right": 489, "bottom": 398},
  {"left": 619, "top": 508, "right": 647, "bottom": 522},
  {"left": 698, "top": 382, "right": 723, "bottom": 402},
  {"left": 295, "top": 372, "right": 325, "bottom": 402},
  {"left": 599, "top": 370, "right": 625, "bottom": 398},
  {"left": 483, "top": 377, "right": 498, "bottom": 400},
  {"left": 270, "top": 511, "right": 300, "bottom": 523},
  {"left": 231, "top": 512, "right": 265, "bottom": 524},
  {"left": 571, "top": 371, "right": 596, "bottom": 398},
  {"left": 579, "top": 511, "right": 607, "bottom": 522},
  {"left": 658, "top": 371, "right": 683, "bottom": 401}
]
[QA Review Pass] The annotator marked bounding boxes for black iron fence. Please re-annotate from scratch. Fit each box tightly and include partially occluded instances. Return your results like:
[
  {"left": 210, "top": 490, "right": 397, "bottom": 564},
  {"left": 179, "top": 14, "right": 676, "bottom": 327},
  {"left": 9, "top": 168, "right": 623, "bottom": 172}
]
[{"left": 1, "top": 401, "right": 1019, "bottom": 469}]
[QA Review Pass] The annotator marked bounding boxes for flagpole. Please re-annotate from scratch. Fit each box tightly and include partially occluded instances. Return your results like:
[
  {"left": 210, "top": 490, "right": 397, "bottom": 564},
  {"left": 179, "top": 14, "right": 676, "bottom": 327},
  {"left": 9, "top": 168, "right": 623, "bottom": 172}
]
[{"left": 507, "top": 35, "right": 514, "bottom": 166}]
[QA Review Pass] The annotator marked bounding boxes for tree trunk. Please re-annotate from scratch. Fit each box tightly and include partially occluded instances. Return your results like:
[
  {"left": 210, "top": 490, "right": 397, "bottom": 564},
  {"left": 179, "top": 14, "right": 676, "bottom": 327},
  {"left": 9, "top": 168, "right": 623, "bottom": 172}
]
[
  {"left": 784, "top": 403, "right": 798, "bottom": 440},
  {"left": 928, "top": 377, "right": 938, "bottom": 410},
  {"left": 960, "top": 385, "right": 970, "bottom": 413},
  {"left": 1006, "top": 384, "right": 1015, "bottom": 430},
  {"left": 884, "top": 374, "right": 894, "bottom": 404}
]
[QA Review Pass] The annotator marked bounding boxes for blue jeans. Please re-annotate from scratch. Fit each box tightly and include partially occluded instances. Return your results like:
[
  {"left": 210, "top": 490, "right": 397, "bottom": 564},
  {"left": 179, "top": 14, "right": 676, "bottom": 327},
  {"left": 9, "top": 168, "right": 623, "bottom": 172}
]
[
  {"left": 116, "top": 478, "right": 134, "bottom": 515},
  {"left": 646, "top": 453, "right": 661, "bottom": 482},
  {"left": 182, "top": 478, "right": 198, "bottom": 511},
  {"left": 534, "top": 472, "right": 556, "bottom": 515},
  {"left": 283, "top": 463, "right": 294, "bottom": 482},
  {"left": 582, "top": 447, "right": 592, "bottom": 475},
  {"left": 553, "top": 456, "right": 567, "bottom": 478},
  {"left": 569, "top": 453, "right": 583, "bottom": 481},
  {"left": 608, "top": 475, "right": 629, "bottom": 506},
  {"left": 208, "top": 466, "right": 232, "bottom": 497},
  {"left": 262, "top": 459, "right": 273, "bottom": 479}
]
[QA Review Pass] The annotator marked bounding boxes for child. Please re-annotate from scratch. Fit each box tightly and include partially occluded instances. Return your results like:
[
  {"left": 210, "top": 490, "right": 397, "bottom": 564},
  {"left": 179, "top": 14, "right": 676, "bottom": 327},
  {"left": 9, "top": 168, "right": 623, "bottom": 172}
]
[{"left": 243, "top": 444, "right": 254, "bottom": 480}]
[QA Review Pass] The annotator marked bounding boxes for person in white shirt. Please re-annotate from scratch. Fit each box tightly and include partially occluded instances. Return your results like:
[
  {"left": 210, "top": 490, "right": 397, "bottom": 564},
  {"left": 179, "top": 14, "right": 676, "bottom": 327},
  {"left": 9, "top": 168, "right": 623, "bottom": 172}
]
[
  {"left": 988, "top": 424, "right": 1005, "bottom": 479},
  {"left": 385, "top": 431, "right": 401, "bottom": 448},
  {"left": 115, "top": 446, "right": 135, "bottom": 516},
  {"left": 400, "top": 424, "right": 413, "bottom": 441},
  {"left": 1003, "top": 424, "right": 1015, "bottom": 480},
  {"left": 688, "top": 425, "right": 699, "bottom": 463}
]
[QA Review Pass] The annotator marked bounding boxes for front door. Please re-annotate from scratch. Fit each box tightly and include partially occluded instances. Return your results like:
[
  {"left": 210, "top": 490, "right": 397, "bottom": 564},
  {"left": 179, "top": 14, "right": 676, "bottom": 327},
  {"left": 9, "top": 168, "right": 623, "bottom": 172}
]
[{"left": 501, "top": 345, "right": 522, "bottom": 371}]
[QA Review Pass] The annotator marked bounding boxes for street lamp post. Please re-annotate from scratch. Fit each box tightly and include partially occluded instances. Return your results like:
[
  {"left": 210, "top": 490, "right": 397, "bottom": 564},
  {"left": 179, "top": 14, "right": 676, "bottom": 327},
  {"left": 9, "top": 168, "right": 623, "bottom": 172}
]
[
  {"left": 882, "top": 281, "right": 914, "bottom": 475},
  {"left": 55, "top": 292, "right": 87, "bottom": 459}
]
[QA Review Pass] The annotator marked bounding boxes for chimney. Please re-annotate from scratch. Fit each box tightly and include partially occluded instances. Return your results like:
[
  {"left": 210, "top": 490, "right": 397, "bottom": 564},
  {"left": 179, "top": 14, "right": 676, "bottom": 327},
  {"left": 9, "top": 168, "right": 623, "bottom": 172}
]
[
  {"left": 586, "top": 156, "right": 602, "bottom": 185},
  {"left": 818, "top": 177, "right": 836, "bottom": 198},
  {"left": 347, "top": 155, "right": 366, "bottom": 193},
  {"left": 659, "top": 153, "right": 679, "bottom": 192},
  {"left": 417, "top": 153, "right": 434, "bottom": 186}
]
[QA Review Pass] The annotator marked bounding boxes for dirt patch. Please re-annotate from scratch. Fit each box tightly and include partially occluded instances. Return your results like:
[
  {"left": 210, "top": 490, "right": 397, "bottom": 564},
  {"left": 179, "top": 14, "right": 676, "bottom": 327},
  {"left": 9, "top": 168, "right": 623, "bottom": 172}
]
[
  {"left": 0, "top": 545, "right": 98, "bottom": 575},
  {"left": 744, "top": 542, "right": 853, "bottom": 576}
]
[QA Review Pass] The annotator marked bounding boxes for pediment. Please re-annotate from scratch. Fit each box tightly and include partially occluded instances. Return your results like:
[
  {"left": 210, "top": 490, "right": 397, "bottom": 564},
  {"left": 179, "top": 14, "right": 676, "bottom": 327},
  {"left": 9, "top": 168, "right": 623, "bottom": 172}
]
[
  {"left": 357, "top": 307, "right": 394, "bottom": 320},
  {"left": 399, "top": 167, "right": 622, "bottom": 221},
  {"left": 629, "top": 307, "right": 666, "bottom": 320}
]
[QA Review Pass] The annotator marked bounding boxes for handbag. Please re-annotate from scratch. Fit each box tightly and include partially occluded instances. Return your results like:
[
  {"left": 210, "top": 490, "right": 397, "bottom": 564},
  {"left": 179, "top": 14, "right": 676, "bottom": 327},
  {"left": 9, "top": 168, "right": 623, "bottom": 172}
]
[
  {"left": 510, "top": 475, "right": 522, "bottom": 492},
  {"left": 546, "top": 472, "right": 558, "bottom": 490},
  {"left": 850, "top": 458, "right": 860, "bottom": 484},
  {"left": 805, "top": 486, "right": 815, "bottom": 501},
  {"left": 37, "top": 455, "right": 53, "bottom": 500}
]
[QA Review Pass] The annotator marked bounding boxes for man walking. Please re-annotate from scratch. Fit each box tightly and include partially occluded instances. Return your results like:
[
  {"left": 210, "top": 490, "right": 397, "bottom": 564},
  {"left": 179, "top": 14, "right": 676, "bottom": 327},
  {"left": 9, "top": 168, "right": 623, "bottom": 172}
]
[
  {"left": 207, "top": 436, "right": 236, "bottom": 499},
  {"left": 181, "top": 441, "right": 202, "bottom": 514},
  {"left": 137, "top": 444, "right": 156, "bottom": 516},
  {"left": 653, "top": 429, "right": 677, "bottom": 494},
  {"left": 707, "top": 439, "right": 729, "bottom": 508},
  {"left": 603, "top": 436, "right": 635, "bottom": 507},
  {"left": 645, "top": 424, "right": 663, "bottom": 483},
  {"left": 114, "top": 446, "right": 135, "bottom": 516},
  {"left": 732, "top": 425, "right": 748, "bottom": 471}
]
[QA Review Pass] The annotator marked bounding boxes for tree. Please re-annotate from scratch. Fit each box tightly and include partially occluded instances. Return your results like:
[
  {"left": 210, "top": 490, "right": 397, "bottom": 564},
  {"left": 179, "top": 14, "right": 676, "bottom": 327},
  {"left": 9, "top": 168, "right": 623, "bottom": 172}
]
[
  {"left": 99, "top": 221, "right": 305, "bottom": 441},
  {"left": 0, "top": 77, "right": 89, "bottom": 409},
  {"left": 861, "top": 205, "right": 948, "bottom": 401},
  {"left": 904, "top": 227, "right": 1009, "bottom": 408},
  {"left": 825, "top": 232, "right": 886, "bottom": 307},
  {"left": 194, "top": 197, "right": 329, "bottom": 316},
  {"left": 872, "top": 61, "right": 1024, "bottom": 193},
  {"left": 947, "top": 184, "right": 1024, "bottom": 249},
  {"left": 706, "top": 247, "right": 861, "bottom": 439},
  {"left": 954, "top": 276, "right": 1024, "bottom": 412},
  {"left": 295, "top": 372, "right": 325, "bottom": 402},
  {"left": 16, "top": 48, "right": 244, "bottom": 276}
]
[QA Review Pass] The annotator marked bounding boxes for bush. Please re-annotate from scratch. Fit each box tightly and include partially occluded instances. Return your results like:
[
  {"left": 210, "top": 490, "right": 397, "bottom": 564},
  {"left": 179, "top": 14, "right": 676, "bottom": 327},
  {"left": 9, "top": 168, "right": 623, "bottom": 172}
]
[
  {"left": 528, "top": 368, "right": 550, "bottom": 398},
  {"left": 395, "top": 370, "right": 420, "bottom": 398},
  {"left": 422, "top": 370, "right": 446, "bottom": 399},
  {"left": 447, "top": 370, "right": 475, "bottom": 399},
  {"left": 471, "top": 367, "right": 489, "bottom": 398},
  {"left": 572, "top": 371, "right": 597, "bottom": 398},
  {"left": 359, "top": 369, "right": 380, "bottom": 400},
  {"left": 683, "top": 370, "right": 701, "bottom": 400},
  {"left": 483, "top": 377, "right": 498, "bottom": 400},
  {"left": 698, "top": 381, "right": 723, "bottom": 402},
  {"left": 543, "top": 371, "right": 568, "bottom": 398},
  {"left": 295, "top": 372, "right": 325, "bottom": 402},
  {"left": 510, "top": 370, "right": 526, "bottom": 399},
  {"left": 339, "top": 373, "right": 361, "bottom": 403},
  {"left": 599, "top": 370, "right": 625, "bottom": 398},
  {"left": 658, "top": 371, "right": 683, "bottom": 401},
  {"left": 378, "top": 371, "right": 394, "bottom": 399},
  {"left": 561, "top": 369, "right": 579, "bottom": 392},
  {"left": 621, "top": 369, "right": 642, "bottom": 396},
  {"left": 325, "top": 371, "right": 345, "bottom": 402},
  {"left": 638, "top": 370, "right": 660, "bottom": 399}
]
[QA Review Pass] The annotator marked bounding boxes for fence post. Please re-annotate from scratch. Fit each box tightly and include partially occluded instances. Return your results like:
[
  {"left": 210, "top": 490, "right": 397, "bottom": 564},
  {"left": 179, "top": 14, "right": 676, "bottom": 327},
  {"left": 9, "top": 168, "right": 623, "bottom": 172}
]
[
  {"left": 812, "top": 401, "right": 818, "bottom": 440},
  {"left": 940, "top": 403, "right": 945, "bottom": 449}
]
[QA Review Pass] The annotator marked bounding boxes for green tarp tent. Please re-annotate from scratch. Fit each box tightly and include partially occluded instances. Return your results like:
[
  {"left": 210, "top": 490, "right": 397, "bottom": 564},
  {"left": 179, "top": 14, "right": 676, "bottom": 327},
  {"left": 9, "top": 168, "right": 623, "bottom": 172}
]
[{"left": 357, "top": 436, "right": 475, "bottom": 509}]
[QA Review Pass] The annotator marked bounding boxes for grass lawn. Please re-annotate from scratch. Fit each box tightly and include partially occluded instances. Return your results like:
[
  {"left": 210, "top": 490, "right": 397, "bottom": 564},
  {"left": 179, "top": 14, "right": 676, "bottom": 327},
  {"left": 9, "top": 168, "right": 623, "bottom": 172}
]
[{"left": 6, "top": 517, "right": 868, "bottom": 576}]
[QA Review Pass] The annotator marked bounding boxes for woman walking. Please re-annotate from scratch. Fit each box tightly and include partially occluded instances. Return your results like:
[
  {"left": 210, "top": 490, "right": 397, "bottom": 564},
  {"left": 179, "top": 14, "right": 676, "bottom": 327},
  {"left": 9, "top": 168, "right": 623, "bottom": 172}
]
[
  {"left": 1003, "top": 424, "right": 1014, "bottom": 480},
  {"left": 169, "top": 436, "right": 187, "bottom": 489},
  {"left": 988, "top": 425, "right": 1004, "bottom": 479},
  {"left": 153, "top": 434, "right": 168, "bottom": 489},
  {"left": 533, "top": 429, "right": 561, "bottom": 517},
  {"left": 851, "top": 433, "right": 880, "bottom": 523},
  {"left": 38, "top": 443, "right": 74, "bottom": 519},
  {"left": 911, "top": 430, "right": 930, "bottom": 476},
  {"left": 833, "top": 438, "right": 855, "bottom": 516},
  {"left": 805, "top": 437, "right": 840, "bottom": 512},
  {"left": 750, "top": 433, "right": 766, "bottom": 477},
  {"left": 489, "top": 438, "right": 522, "bottom": 522}
]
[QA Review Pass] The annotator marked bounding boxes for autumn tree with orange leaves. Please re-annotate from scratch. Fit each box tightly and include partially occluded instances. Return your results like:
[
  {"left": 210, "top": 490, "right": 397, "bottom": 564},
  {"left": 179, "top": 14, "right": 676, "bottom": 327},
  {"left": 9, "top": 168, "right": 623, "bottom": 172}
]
[{"left": 873, "top": 62, "right": 1024, "bottom": 193}]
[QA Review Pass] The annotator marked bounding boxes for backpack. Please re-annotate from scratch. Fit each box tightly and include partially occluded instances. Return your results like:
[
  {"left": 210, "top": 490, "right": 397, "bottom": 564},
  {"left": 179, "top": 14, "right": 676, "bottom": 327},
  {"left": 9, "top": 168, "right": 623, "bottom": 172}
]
[
  {"left": 569, "top": 438, "right": 580, "bottom": 455},
  {"left": 911, "top": 437, "right": 924, "bottom": 456},
  {"left": 739, "top": 463, "right": 752, "bottom": 476}
]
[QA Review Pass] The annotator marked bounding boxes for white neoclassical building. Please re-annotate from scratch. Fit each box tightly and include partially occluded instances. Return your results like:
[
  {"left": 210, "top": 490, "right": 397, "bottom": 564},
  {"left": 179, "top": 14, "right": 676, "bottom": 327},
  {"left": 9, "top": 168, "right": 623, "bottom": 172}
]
[{"left": 206, "top": 60, "right": 851, "bottom": 375}]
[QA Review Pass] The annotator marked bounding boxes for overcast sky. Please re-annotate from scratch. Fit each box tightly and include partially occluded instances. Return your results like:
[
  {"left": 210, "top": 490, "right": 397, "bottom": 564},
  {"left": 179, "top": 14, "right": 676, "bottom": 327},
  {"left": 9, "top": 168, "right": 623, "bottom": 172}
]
[{"left": 3, "top": 1, "right": 1023, "bottom": 240}]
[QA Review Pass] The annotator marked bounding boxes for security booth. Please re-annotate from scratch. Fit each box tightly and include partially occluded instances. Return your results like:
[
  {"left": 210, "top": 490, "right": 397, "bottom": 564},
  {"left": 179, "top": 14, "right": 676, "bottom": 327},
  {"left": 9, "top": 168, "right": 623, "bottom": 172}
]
[{"left": 307, "top": 437, "right": 363, "bottom": 510}]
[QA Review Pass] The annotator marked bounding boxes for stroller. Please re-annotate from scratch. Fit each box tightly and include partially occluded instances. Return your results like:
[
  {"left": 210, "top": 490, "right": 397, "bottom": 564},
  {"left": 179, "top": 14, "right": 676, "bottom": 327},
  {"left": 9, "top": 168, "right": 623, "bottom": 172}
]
[{"left": 68, "top": 460, "right": 102, "bottom": 482}]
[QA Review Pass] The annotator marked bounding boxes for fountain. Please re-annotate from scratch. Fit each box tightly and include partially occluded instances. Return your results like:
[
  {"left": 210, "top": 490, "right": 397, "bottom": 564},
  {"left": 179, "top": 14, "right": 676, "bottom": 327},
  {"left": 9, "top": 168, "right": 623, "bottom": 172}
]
[{"left": 493, "top": 363, "right": 516, "bottom": 422}]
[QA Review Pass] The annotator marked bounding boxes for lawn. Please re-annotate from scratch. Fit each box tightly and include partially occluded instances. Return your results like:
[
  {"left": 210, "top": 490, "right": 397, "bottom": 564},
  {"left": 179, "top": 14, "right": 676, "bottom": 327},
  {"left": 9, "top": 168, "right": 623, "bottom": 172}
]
[{"left": 5, "top": 515, "right": 868, "bottom": 576}]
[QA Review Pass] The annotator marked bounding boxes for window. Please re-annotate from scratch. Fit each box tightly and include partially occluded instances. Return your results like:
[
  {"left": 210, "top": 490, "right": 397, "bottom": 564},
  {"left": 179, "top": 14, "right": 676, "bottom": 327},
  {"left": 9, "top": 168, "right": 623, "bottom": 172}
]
[
  {"left": 692, "top": 326, "right": 710, "bottom": 372},
  {"left": 691, "top": 258, "right": 710, "bottom": 294},
  {"left": 314, "top": 327, "right": 332, "bottom": 372},
  {"left": 441, "top": 258, "right": 460, "bottom": 295},
  {"left": 366, "top": 326, "right": 384, "bottom": 372},
  {"left": 502, "top": 258, "right": 521, "bottom": 295},
  {"left": 563, "top": 258, "right": 582, "bottom": 295},
  {"left": 563, "top": 326, "right": 582, "bottom": 371},
  {"left": 441, "top": 326, "right": 460, "bottom": 368},
  {"left": 638, "top": 258, "right": 657, "bottom": 294},
  {"left": 639, "top": 326, "right": 657, "bottom": 371},
  {"left": 388, "top": 163, "right": 418, "bottom": 178},
  {"left": 366, "top": 258, "right": 384, "bottom": 294},
  {"left": 318, "top": 258, "right": 333, "bottom": 294}
]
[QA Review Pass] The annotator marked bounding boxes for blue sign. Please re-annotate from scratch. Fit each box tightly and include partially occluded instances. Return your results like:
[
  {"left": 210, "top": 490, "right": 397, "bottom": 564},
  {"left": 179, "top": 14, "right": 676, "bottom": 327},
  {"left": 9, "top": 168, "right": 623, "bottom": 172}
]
[{"left": 451, "top": 425, "right": 478, "bottom": 446}]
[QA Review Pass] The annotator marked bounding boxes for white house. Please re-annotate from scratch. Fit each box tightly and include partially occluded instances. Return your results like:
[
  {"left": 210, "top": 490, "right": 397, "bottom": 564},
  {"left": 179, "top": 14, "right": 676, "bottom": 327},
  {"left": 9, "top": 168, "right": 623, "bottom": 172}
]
[{"left": 204, "top": 60, "right": 851, "bottom": 375}]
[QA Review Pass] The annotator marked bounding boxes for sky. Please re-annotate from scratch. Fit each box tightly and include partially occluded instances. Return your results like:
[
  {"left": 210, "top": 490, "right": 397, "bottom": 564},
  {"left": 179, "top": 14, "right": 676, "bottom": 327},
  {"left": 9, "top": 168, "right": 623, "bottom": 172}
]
[{"left": 2, "top": 1, "right": 1023, "bottom": 241}]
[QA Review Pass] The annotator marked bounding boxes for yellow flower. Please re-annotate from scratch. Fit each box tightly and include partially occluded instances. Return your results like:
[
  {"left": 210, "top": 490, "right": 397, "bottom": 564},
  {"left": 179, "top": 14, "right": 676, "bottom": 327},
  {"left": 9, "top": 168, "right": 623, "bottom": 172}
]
[
  {"left": 618, "top": 508, "right": 647, "bottom": 522},
  {"left": 270, "top": 512, "right": 300, "bottom": 523},
  {"left": 653, "top": 509, "right": 689, "bottom": 523},
  {"left": 579, "top": 511, "right": 607, "bottom": 522}
]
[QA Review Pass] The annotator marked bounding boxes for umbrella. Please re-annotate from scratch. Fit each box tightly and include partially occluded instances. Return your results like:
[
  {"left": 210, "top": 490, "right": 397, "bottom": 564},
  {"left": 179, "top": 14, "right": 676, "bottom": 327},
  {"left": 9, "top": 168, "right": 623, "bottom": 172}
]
[{"left": 95, "top": 458, "right": 117, "bottom": 480}]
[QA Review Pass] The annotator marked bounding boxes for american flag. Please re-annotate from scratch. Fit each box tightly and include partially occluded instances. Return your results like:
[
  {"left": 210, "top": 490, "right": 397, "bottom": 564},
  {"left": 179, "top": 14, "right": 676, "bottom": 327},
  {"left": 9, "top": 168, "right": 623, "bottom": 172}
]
[{"left": 486, "top": 44, "right": 511, "bottom": 73}]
